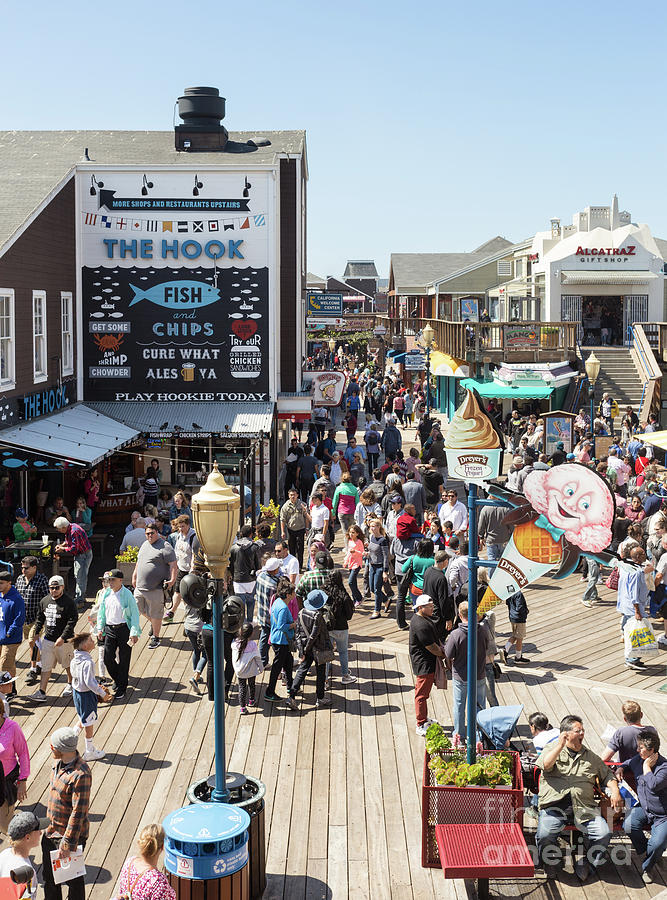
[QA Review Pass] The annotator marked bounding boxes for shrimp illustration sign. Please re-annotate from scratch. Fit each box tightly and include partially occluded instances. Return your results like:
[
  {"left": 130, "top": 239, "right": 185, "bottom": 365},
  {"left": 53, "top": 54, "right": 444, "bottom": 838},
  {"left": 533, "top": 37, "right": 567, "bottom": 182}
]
[{"left": 79, "top": 170, "right": 273, "bottom": 402}]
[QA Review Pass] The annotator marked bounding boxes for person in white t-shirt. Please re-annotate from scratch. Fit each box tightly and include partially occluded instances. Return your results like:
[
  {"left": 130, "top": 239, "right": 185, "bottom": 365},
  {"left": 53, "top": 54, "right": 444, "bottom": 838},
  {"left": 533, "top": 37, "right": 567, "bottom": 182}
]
[
  {"left": 529, "top": 712, "right": 560, "bottom": 751},
  {"left": 309, "top": 494, "right": 330, "bottom": 544},
  {"left": 0, "top": 811, "right": 46, "bottom": 900},
  {"left": 275, "top": 541, "right": 300, "bottom": 585}
]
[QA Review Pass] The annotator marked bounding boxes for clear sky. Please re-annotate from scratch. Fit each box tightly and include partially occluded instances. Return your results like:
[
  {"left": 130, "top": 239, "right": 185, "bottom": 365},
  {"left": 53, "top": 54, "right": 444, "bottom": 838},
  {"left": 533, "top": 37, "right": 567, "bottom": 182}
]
[{"left": 4, "top": 0, "right": 667, "bottom": 280}]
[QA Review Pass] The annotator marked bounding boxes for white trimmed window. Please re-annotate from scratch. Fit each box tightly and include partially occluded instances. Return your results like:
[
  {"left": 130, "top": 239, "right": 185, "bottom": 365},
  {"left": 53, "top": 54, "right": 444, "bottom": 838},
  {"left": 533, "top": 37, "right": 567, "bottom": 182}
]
[
  {"left": 0, "top": 290, "right": 15, "bottom": 387},
  {"left": 32, "top": 290, "right": 47, "bottom": 383},
  {"left": 61, "top": 292, "right": 73, "bottom": 376}
]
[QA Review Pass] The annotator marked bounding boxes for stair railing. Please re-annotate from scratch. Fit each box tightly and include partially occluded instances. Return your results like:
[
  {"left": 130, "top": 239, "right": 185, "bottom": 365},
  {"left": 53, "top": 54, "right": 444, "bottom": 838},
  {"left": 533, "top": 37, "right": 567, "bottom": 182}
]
[{"left": 630, "top": 324, "right": 662, "bottom": 424}]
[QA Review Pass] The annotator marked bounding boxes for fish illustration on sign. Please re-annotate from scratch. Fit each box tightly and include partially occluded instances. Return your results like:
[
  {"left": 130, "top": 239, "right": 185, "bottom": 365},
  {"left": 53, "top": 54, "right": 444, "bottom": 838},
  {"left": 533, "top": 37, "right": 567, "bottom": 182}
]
[
  {"left": 2, "top": 458, "right": 28, "bottom": 468},
  {"left": 129, "top": 281, "right": 220, "bottom": 309}
]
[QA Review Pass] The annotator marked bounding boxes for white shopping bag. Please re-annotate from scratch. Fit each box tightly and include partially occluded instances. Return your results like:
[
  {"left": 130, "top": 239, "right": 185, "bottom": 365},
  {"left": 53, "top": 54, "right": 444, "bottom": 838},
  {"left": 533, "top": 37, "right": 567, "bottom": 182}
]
[
  {"left": 50, "top": 847, "right": 86, "bottom": 884},
  {"left": 623, "top": 617, "right": 659, "bottom": 658}
]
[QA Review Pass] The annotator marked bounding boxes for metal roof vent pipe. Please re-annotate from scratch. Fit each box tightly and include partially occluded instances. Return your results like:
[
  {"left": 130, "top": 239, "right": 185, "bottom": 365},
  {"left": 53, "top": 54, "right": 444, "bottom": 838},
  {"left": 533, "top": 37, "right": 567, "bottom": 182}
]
[{"left": 175, "top": 87, "right": 229, "bottom": 151}]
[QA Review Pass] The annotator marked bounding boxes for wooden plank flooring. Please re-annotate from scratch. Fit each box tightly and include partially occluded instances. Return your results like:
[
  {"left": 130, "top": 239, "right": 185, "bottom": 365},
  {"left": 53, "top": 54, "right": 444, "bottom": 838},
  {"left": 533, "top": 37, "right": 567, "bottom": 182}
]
[
  {"left": 10, "top": 432, "right": 667, "bottom": 897},
  {"left": 11, "top": 558, "right": 667, "bottom": 899}
]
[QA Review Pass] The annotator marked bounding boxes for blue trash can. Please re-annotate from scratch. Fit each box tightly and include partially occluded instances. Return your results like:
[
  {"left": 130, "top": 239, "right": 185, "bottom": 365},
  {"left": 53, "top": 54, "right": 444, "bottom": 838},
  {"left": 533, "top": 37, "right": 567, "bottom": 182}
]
[{"left": 163, "top": 802, "right": 251, "bottom": 881}]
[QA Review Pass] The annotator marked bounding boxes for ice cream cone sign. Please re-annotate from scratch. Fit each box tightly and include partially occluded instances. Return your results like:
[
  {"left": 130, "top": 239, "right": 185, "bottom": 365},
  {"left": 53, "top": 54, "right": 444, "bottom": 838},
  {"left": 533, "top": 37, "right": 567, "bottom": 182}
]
[
  {"left": 478, "top": 464, "right": 615, "bottom": 615},
  {"left": 444, "top": 390, "right": 504, "bottom": 485}
]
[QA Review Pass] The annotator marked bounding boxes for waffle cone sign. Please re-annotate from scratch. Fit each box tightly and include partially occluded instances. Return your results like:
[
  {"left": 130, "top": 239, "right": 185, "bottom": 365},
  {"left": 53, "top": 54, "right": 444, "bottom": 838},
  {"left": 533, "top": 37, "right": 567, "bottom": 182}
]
[{"left": 479, "top": 463, "right": 615, "bottom": 614}]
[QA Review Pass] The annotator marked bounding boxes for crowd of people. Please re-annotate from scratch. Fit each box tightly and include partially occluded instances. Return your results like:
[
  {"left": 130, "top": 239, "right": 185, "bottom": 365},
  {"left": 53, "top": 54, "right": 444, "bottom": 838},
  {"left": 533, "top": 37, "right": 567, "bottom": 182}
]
[{"left": 1, "top": 346, "right": 667, "bottom": 893}]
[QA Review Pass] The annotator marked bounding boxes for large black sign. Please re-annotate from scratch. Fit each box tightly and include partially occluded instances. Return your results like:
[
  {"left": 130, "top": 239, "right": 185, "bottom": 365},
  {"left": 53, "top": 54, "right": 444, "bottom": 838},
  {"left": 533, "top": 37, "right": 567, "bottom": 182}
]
[
  {"left": 98, "top": 190, "right": 250, "bottom": 212},
  {"left": 82, "top": 265, "right": 269, "bottom": 402}
]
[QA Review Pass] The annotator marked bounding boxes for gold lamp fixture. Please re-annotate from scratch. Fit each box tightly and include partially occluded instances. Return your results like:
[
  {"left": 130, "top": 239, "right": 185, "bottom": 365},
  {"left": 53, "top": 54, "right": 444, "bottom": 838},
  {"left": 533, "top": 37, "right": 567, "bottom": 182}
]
[
  {"left": 585, "top": 351, "right": 601, "bottom": 386},
  {"left": 421, "top": 323, "right": 435, "bottom": 348},
  {"left": 191, "top": 462, "right": 239, "bottom": 579}
]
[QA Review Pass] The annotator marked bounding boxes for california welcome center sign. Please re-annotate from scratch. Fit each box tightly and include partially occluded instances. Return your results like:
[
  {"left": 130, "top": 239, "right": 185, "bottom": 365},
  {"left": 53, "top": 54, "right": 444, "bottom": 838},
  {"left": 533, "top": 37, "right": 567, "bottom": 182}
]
[{"left": 78, "top": 170, "right": 274, "bottom": 402}]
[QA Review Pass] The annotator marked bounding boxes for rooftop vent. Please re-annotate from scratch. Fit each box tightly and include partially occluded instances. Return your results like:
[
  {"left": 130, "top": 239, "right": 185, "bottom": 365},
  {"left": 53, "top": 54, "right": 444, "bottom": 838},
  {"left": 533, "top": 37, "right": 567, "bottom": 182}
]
[{"left": 175, "top": 87, "right": 229, "bottom": 151}]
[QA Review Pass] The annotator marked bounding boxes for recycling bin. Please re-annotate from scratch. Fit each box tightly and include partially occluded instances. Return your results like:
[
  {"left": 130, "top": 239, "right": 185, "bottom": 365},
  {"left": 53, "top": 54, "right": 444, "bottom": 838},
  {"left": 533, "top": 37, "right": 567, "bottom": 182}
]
[
  {"left": 163, "top": 802, "right": 250, "bottom": 898},
  {"left": 187, "top": 772, "right": 266, "bottom": 899}
]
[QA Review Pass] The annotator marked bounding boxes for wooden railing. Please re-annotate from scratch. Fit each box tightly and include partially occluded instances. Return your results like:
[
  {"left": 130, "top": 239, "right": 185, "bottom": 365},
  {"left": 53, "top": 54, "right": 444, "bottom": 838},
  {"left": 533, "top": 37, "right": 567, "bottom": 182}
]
[
  {"left": 631, "top": 323, "right": 662, "bottom": 424},
  {"left": 635, "top": 322, "right": 667, "bottom": 363},
  {"left": 375, "top": 317, "right": 578, "bottom": 359}
]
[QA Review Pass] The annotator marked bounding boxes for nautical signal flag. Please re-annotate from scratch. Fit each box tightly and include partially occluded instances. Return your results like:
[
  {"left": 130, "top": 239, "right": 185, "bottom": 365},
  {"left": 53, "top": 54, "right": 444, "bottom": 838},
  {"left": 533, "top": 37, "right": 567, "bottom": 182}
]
[
  {"left": 208, "top": 221, "right": 219, "bottom": 232},
  {"left": 177, "top": 221, "right": 188, "bottom": 233},
  {"left": 223, "top": 220, "right": 234, "bottom": 231},
  {"left": 81, "top": 211, "right": 268, "bottom": 233},
  {"left": 162, "top": 221, "right": 173, "bottom": 232},
  {"left": 193, "top": 221, "right": 204, "bottom": 233},
  {"left": 84, "top": 213, "right": 97, "bottom": 226},
  {"left": 240, "top": 218, "right": 250, "bottom": 229}
]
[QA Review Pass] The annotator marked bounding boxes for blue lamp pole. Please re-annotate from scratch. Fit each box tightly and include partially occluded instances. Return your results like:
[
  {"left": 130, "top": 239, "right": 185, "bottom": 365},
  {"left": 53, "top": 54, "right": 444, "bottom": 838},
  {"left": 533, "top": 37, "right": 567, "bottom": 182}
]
[
  {"left": 422, "top": 323, "right": 435, "bottom": 419},
  {"left": 585, "top": 351, "right": 601, "bottom": 459},
  {"left": 191, "top": 463, "right": 239, "bottom": 802},
  {"left": 465, "top": 487, "right": 512, "bottom": 764}
]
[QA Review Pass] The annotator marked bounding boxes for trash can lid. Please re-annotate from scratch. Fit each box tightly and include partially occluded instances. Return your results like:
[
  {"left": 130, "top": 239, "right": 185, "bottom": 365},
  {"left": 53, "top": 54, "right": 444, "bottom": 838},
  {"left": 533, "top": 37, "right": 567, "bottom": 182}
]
[{"left": 163, "top": 803, "right": 251, "bottom": 842}]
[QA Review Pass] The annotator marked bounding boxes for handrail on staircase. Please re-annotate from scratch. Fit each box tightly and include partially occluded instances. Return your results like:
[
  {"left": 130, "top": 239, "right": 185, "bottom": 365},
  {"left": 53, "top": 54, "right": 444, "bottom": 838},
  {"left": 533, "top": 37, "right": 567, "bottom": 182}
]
[{"left": 630, "top": 324, "right": 662, "bottom": 423}]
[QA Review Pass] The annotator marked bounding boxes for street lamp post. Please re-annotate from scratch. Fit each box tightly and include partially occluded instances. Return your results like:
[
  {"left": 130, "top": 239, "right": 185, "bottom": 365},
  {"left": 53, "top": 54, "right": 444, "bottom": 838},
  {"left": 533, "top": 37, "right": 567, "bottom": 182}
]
[
  {"left": 191, "top": 463, "right": 239, "bottom": 803},
  {"left": 585, "top": 351, "right": 601, "bottom": 458},
  {"left": 421, "top": 323, "right": 435, "bottom": 418}
]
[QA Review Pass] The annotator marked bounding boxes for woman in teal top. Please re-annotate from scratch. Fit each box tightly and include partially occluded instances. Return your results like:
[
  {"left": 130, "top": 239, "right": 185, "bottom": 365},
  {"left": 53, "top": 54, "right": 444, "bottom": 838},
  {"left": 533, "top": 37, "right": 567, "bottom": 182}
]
[{"left": 402, "top": 538, "right": 435, "bottom": 604}]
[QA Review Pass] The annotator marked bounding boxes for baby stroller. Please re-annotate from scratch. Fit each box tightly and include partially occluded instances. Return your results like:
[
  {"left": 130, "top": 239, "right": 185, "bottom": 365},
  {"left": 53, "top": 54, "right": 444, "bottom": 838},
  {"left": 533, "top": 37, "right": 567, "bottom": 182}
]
[{"left": 476, "top": 704, "right": 524, "bottom": 751}]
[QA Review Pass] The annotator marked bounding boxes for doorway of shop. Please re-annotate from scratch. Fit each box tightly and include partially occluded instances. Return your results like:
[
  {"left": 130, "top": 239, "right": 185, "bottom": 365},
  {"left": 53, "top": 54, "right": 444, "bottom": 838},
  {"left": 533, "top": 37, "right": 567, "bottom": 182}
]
[{"left": 581, "top": 296, "right": 623, "bottom": 346}]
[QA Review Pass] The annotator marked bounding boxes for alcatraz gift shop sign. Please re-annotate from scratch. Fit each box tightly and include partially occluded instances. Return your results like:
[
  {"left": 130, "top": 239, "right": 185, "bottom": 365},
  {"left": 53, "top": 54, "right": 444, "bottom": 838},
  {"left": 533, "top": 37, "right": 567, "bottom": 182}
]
[{"left": 80, "top": 171, "right": 272, "bottom": 403}]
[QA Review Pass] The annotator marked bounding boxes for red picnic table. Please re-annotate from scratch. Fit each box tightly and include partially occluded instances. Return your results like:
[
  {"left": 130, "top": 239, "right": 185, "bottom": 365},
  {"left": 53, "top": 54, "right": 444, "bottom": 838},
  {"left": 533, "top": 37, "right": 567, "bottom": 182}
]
[{"left": 435, "top": 823, "right": 534, "bottom": 899}]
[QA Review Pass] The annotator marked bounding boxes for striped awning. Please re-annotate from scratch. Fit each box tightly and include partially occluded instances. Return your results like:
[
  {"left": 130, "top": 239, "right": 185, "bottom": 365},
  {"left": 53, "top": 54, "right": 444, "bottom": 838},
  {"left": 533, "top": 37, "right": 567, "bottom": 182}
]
[
  {"left": 639, "top": 430, "right": 667, "bottom": 451},
  {"left": 430, "top": 351, "right": 469, "bottom": 378},
  {"left": 560, "top": 270, "right": 659, "bottom": 285}
]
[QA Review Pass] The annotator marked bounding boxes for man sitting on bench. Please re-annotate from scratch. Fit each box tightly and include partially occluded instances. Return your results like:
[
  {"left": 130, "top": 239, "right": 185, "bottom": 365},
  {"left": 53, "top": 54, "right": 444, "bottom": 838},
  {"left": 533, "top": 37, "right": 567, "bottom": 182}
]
[{"left": 536, "top": 714, "right": 623, "bottom": 882}]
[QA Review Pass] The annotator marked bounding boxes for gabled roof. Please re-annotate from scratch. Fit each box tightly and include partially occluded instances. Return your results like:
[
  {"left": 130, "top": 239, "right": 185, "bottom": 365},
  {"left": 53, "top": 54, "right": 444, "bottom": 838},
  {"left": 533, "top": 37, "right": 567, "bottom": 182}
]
[
  {"left": 388, "top": 237, "right": 520, "bottom": 294},
  {"left": 343, "top": 260, "right": 378, "bottom": 278},
  {"left": 306, "top": 272, "right": 327, "bottom": 286},
  {"left": 0, "top": 129, "right": 306, "bottom": 256}
]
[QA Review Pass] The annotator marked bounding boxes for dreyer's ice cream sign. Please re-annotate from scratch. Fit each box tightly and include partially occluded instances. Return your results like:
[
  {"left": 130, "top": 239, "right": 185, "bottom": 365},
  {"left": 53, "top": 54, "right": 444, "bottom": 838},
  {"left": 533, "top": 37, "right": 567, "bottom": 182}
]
[
  {"left": 444, "top": 391, "right": 502, "bottom": 483},
  {"left": 79, "top": 171, "right": 273, "bottom": 402}
]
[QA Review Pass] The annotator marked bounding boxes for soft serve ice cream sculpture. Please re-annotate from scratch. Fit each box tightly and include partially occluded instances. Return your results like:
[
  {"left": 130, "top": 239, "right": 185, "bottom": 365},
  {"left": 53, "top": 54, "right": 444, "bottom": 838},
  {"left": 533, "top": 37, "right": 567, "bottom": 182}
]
[
  {"left": 478, "top": 463, "right": 615, "bottom": 615},
  {"left": 445, "top": 390, "right": 502, "bottom": 484}
]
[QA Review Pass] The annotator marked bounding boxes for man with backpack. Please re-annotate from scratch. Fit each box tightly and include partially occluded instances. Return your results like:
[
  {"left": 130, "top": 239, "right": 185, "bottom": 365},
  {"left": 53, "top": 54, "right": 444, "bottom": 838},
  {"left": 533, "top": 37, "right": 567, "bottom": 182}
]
[
  {"left": 229, "top": 525, "right": 261, "bottom": 623},
  {"left": 288, "top": 589, "right": 334, "bottom": 709},
  {"left": 321, "top": 571, "right": 356, "bottom": 685}
]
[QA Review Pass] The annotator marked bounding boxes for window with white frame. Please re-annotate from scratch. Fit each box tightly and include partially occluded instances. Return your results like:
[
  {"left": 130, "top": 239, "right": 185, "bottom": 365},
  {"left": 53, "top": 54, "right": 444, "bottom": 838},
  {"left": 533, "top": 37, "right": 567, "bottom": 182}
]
[
  {"left": 32, "top": 291, "right": 47, "bottom": 383},
  {"left": 0, "top": 290, "right": 15, "bottom": 387},
  {"left": 61, "top": 292, "right": 73, "bottom": 375}
]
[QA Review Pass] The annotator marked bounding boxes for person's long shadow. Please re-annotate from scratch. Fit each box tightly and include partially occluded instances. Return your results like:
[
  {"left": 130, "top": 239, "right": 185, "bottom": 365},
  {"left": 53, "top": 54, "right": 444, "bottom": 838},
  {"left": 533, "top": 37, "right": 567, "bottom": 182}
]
[{"left": 266, "top": 873, "right": 332, "bottom": 898}]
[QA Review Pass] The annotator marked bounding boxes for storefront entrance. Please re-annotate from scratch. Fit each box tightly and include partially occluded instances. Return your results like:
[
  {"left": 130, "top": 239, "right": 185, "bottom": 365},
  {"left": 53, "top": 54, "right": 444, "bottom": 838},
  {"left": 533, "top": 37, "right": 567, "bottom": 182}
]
[{"left": 561, "top": 294, "right": 649, "bottom": 346}]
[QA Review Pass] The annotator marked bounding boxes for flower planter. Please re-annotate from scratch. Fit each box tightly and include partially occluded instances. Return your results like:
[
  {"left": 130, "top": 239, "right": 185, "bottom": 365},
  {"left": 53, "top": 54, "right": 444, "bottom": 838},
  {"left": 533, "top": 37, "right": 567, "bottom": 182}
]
[
  {"left": 116, "top": 561, "right": 135, "bottom": 585},
  {"left": 421, "top": 749, "right": 524, "bottom": 868}
]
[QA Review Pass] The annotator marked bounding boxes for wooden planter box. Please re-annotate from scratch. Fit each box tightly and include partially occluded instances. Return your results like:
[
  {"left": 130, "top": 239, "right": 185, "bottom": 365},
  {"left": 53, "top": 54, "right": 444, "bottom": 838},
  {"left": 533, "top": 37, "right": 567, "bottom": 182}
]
[
  {"left": 116, "top": 561, "right": 136, "bottom": 585},
  {"left": 421, "top": 750, "right": 524, "bottom": 868}
]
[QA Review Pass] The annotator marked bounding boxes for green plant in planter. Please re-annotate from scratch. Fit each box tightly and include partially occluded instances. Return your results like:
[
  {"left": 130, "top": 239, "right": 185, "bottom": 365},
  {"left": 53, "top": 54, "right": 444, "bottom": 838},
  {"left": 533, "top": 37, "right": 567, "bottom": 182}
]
[
  {"left": 116, "top": 545, "right": 139, "bottom": 564},
  {"left": 425, "top": 723, "right": 452, "bottom": 756}
]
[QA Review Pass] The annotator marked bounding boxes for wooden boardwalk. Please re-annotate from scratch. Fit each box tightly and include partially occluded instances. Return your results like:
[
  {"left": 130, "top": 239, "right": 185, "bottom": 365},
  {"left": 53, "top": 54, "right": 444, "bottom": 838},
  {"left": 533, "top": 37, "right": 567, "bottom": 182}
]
[{"left": 7, "top": 557, "right": 667, "bottom": 900}]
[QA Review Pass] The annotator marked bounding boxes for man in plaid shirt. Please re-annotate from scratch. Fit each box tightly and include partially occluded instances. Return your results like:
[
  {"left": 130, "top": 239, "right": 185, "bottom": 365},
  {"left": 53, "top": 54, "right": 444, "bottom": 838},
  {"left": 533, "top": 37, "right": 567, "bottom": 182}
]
[
  {"left": 255, "top": 557, "right": 282, "bottom": 667},
  {"left": 295, "top": 551, "right": 333, "bottom": 605},
  {"left": 54, "top": 517, "right": 93, "bottom": 610},
  {"left": 42, "top": 726, "right": 92, "bottom": 900},
  {"left": 15, "top": 555, "right": 49, "bottom": 685}
]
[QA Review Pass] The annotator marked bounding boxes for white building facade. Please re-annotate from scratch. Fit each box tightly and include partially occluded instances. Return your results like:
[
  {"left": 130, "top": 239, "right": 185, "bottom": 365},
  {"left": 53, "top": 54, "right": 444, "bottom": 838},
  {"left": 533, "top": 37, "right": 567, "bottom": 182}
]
[{"left": 531, "top": 197, "right": 665, "bottom": 345}]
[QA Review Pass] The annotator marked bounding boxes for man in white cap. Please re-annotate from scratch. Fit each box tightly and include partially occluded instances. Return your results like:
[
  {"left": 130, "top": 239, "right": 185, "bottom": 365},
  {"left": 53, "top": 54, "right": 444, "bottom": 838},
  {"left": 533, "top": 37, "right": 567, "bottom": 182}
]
[
  {"left": 42, "top": 726, "right": 91, "bottom": 900},
  {"left": 53, "top": 516, "right": 92, "bottom": 611},
  {"left": 255, "top": 557, "right": 282, "bottom": 668},
  {"left": 28, "top": 575, "right": 78, "bottom": 703},
  {"left": 409, "top": 594, "right": 445, "bottom": 737}
]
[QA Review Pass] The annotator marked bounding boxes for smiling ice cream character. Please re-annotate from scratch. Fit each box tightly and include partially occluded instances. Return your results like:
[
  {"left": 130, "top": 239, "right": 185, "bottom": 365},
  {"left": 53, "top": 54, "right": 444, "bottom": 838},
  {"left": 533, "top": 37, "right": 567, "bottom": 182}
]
[{"left": 478, "top": 463, "right": 615, "bottom": 615}]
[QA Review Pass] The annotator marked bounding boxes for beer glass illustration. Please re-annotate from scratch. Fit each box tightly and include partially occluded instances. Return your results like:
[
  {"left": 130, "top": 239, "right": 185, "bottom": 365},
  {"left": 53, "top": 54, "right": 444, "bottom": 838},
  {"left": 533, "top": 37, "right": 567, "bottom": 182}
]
[{"left": 181, "top": 363, "right": 196, "bottom": 382}]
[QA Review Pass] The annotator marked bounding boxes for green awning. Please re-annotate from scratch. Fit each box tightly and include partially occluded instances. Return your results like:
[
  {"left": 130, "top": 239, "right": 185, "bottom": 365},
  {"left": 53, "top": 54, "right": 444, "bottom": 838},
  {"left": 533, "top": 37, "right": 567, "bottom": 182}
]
[{"left": 461, "top": 378, "right": 553, "bottom": 400}]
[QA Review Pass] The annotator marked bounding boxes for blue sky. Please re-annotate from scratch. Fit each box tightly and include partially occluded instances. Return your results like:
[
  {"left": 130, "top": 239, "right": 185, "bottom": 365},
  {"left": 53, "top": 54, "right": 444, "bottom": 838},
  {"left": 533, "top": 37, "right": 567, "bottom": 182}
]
[{"left": 4, "top": 0, "right": 667, "bottom": 279}]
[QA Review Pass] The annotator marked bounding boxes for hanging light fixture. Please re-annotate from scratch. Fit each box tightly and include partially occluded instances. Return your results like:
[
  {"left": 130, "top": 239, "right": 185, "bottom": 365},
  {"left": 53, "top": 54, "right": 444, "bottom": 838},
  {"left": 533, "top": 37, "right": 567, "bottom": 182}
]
[
  {"left": 89, "top": 175, "right": 104, "bottom": 196},
  {"left": 242, "top": 176, "right": 251, "bottom": 198},
  {"left": 141, "top": 174, "right": 154, "bottom": 196},
  {"left": 193, "top": 174, "right": 203, "bottom": 197}
]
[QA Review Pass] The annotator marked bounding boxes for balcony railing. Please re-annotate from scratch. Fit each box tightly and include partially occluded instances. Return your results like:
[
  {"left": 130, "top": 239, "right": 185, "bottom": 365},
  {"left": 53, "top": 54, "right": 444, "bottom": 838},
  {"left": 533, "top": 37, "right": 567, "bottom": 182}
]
[{"left": 375, "top": 317, "right": 578, "bottom": 359}]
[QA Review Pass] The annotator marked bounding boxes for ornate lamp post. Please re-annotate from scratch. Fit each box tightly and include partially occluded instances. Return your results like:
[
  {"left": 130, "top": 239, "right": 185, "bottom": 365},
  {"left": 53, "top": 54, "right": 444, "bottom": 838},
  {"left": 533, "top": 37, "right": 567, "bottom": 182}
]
[
  {"left": 585, "top": 351, "right": 601, "bottom": 457},
  {"left": 421, "top": 322, "right": 436, "bottom": 418},
  {"left": 328, "top": 337, "right": 336, "bottom": 368},
  {"left": 191, "top": 463, "right": 239, "bottom": 803}
]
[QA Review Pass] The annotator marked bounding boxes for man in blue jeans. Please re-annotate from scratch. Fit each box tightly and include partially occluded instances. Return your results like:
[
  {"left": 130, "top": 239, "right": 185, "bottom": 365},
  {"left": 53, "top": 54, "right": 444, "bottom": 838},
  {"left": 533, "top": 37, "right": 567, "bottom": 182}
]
[
  {"left": 621, "top": 728, "right": 667, "bottom": 885},
  {"left": 444, "top": 601, "right": 489, "bottom": 742},
  {"left": 53, "top": 516, "right": 92, "bottom": 610},
  {"left": 536, "top": 714, "right": 623, "bottom": 881}
]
